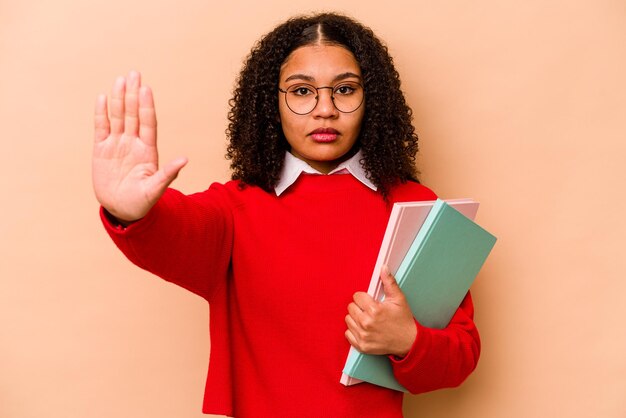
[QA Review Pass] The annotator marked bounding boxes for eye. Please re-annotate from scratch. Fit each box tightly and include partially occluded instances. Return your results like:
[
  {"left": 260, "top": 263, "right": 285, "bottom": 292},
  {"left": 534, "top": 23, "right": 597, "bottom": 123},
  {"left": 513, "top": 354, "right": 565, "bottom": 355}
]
[
  {"left": 289, "top": 85, "right": 316, "bottom": 97},
  {"left": 334, "top": 84, "right": 358, "bottom": 95}
]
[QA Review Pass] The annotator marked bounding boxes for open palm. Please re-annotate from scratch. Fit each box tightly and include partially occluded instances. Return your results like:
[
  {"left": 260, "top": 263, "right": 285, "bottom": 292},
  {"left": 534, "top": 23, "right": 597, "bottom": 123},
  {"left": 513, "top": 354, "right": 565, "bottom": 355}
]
[{"left": 92, "top": 71, "right": 187, "bottom": 222}]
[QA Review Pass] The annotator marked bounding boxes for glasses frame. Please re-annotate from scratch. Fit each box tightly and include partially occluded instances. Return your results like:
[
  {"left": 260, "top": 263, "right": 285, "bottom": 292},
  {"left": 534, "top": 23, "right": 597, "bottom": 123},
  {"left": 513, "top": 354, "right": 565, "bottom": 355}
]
[{"left": 278, "top": 82, "right": 365, "bottom": 115}]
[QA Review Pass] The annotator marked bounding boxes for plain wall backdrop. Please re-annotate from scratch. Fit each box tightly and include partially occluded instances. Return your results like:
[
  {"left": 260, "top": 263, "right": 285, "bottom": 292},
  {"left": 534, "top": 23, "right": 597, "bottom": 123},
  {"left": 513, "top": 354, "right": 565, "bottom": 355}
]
[{"left": 1, "top": 0, "right": 625, "bottom": 417}]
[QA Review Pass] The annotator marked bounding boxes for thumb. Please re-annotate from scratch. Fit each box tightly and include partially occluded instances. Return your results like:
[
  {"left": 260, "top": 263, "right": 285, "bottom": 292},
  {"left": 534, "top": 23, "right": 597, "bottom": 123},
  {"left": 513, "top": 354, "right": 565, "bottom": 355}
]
[
  {"left": 146, "top": 156, "right": 188, "bottom": 199},
  {"left": 380, "top": 265, "right": 402, "bottom": 300},
  {"left": 160, "top": 156, "right": 188, "bottom": 187}
]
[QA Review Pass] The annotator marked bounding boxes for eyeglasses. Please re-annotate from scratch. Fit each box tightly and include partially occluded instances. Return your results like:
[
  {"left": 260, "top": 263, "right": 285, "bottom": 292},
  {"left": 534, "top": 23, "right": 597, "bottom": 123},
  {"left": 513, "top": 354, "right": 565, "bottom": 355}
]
[{"left": 278, "top": 81, "right": 364, "bottom": 115}]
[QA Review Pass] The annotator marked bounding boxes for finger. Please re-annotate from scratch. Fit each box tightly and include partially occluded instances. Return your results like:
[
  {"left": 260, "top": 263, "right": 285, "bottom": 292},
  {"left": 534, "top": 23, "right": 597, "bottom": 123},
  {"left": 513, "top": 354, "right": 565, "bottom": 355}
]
[
  {"left": 346, "top": 307, "right": 372, "bottom": 337},
  {"left": 344, "top": 316, "right": 367, "bottom": 345},
  {"left": 94, "top": 94, "right": 110, "bottom": 142},
  {"left": 353, "top": 291, "right": 375, "bottom": 311},
  {"left": 145, "top": 157, "right": 188, "bottom": 198},
  {"left": 161, "top": 157, "right": 188, "bottom": 183},
  {"left": 124, "top": 70, "right": 141, "bottom": 137},
  {"left": 347, "top": 302, "right": 363, "bottom": 319},
  {"left": 380, "top": 265, "right": 401, "bottom": 299},
  {"left": 109, "top": 76, "right": 126, "bottom": 134},
  {"left": 138, "top": 85, "right": 157, "bottom": 146},
  {"left": 344, "top": 329, "right": 359, "bottom": 348},
  {"left": 345, "top": 313, "right": 359, "bottom": 332},
  {"left": 345, "top": 327, "right": 371, "bottom": 354}
]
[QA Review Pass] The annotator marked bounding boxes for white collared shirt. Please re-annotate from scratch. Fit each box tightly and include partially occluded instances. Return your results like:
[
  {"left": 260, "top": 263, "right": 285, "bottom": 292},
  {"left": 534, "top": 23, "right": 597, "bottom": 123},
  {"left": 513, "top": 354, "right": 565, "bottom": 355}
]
[{"left": 275, "top": 150, "right": 377, "bottom": 196}]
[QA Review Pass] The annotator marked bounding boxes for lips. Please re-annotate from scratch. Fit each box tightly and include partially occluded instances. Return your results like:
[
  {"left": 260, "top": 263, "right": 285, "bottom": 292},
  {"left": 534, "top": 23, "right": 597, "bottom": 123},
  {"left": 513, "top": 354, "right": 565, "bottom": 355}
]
[{"left": 310, "top": 128, "right": 339, "bottom": 142}]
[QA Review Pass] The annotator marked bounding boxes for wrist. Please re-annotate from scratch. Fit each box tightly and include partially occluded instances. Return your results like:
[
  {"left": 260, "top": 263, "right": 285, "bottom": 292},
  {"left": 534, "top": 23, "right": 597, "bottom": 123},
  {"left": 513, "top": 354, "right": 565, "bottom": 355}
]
[
  {"left": 393, "top": 321, "right": 418, "bottom": 359},
  {"left": 102, "top": 208, "right": 138, "bottom": 228}
]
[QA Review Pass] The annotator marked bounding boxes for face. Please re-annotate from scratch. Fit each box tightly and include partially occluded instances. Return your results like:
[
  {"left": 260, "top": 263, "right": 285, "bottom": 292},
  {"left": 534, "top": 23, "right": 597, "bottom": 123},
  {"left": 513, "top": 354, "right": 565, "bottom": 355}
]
[{"left": 278, "top": 44, "right": 365, "bottom": 174}]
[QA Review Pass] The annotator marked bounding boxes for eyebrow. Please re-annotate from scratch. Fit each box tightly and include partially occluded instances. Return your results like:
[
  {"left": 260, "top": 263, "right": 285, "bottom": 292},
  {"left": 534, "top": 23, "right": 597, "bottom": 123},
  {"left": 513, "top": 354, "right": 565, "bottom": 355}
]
[{"left": 284, "top": 72, "right": 362, "bottom": 84}]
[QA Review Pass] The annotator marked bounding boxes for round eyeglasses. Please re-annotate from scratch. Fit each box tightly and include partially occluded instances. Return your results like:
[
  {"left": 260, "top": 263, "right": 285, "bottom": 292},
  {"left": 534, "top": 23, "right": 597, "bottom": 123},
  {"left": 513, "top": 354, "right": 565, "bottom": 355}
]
[{"left": 278, "top": 81, "right": 364, "bottom": 115}]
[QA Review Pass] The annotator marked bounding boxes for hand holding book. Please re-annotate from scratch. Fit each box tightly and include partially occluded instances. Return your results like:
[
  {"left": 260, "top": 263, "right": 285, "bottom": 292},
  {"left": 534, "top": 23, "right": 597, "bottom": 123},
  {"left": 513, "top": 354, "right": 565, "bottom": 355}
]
[{"left": 344, "top": 265, "right": 417, "bottom": 358}]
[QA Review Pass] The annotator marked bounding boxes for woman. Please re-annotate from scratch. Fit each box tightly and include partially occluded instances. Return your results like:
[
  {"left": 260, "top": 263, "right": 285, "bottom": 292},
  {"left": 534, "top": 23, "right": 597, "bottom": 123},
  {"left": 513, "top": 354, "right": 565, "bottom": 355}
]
[{"left": 93, "top": 12, "right": 480, "bottom": 417}]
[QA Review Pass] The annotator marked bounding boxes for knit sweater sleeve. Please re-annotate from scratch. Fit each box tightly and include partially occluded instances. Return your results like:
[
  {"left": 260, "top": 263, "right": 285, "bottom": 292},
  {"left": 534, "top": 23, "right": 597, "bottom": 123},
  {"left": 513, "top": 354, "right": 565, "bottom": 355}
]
[
  {"left": 389, "top": 292, "right": 481, "bottom": 394},
  {"left": 99, "top": 185, "right": 233, "bottom": 301}
]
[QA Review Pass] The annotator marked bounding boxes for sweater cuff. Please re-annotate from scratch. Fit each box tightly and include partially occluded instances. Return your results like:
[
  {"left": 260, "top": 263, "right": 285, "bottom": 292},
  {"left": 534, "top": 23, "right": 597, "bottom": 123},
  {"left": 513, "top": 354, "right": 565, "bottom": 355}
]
[
  {"left": 99, "top": 202, "right": 162, "bottom": 236},
  {"left": 389, "top": 319, "right": 432, "bottom": 369}
]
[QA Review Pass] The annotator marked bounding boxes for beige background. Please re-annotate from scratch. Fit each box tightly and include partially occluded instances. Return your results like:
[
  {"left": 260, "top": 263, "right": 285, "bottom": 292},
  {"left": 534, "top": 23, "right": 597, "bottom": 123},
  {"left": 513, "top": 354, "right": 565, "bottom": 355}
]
[{"left": 1, "top": 0, "right": 625, "bottom": 417}]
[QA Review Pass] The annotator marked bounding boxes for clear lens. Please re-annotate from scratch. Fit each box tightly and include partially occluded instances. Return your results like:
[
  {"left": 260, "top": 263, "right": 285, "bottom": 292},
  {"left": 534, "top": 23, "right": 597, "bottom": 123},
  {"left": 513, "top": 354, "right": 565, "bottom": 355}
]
[{"left": 283, "top": 82, "right": 364, "bottom": 114}]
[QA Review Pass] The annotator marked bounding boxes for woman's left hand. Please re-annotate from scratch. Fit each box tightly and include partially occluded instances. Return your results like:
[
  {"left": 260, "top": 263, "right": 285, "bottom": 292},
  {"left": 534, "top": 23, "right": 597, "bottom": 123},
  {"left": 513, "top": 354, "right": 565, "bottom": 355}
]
[{"left": 345, "top": 266, "right": 417, "bottom": 358}]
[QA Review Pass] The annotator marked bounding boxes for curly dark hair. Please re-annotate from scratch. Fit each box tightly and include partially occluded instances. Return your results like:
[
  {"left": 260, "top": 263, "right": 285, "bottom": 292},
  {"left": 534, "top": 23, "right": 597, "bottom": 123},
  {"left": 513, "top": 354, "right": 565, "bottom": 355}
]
[{"left": 226, "top": 12, "right": 419, "bottom": 197}]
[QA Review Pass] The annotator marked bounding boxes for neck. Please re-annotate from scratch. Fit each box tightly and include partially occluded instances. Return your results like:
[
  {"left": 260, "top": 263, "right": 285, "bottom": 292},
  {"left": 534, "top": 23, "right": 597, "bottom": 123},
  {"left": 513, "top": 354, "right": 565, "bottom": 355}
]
[{"left": 291, "top": 148, "right": 359, "bottom": 174}]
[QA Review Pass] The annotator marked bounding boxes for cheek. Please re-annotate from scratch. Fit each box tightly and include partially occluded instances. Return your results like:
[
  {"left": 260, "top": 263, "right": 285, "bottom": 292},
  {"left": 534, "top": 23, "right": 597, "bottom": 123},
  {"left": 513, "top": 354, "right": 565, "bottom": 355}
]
[
  {"left": 277, "top": 97, "right": 286, "bottom": 123},
  {"left": 278, "top": 109, "right": 305, "bottom": 137},
  {"left": 278, "top": 103, "right": 289, "bottom": 131},
  {"left": 348, "top": 112, "right": 365, "bottom": 137},
  {"left": 278, "top": 100, "right": 293, "bottom": 124}
]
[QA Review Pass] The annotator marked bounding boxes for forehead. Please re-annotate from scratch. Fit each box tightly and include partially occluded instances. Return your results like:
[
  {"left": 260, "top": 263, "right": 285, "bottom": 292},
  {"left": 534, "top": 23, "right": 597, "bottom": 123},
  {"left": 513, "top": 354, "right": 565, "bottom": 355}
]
[{"left": 279, "top": 44, "right": 361, "bottom": 81}]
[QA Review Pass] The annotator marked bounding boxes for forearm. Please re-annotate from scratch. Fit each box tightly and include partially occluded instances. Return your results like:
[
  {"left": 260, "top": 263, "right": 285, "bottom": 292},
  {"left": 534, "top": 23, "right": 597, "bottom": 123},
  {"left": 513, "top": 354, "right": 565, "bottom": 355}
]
[{"left": 101, "top": 186, "right": 233, "bottom": 300}]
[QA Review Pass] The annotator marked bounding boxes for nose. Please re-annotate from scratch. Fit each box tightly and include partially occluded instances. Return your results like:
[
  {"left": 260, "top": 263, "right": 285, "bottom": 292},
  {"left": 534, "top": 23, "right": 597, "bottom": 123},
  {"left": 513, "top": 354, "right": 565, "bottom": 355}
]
[{"left": 312, "top": 87, "right": 338, "bottom": 118}]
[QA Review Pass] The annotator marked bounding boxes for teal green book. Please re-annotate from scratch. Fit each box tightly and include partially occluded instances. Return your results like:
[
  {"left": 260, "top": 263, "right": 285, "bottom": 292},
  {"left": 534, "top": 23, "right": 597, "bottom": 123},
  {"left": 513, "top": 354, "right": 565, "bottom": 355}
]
[{"left": 342, "top": 199, "right": 497, "bottom": 391}]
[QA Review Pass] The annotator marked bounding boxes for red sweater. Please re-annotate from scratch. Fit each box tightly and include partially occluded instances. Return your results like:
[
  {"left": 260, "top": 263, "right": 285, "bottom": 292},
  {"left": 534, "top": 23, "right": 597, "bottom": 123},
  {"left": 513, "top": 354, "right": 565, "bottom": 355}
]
[{"left": 101, "top": 174, "right": 480, "bottom": 417}]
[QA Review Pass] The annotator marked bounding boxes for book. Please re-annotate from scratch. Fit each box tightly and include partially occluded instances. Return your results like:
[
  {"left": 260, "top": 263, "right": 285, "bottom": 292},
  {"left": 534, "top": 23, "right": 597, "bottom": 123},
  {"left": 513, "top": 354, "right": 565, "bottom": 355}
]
[
  {"left": 341, "top": 199, "right": 496, "bottom": 391},
  {"left": 340, "top": 198, "right": 479, "bottom": 388},
  {"left": 365, "top": 199, "right": 480, "bottom": 303}
]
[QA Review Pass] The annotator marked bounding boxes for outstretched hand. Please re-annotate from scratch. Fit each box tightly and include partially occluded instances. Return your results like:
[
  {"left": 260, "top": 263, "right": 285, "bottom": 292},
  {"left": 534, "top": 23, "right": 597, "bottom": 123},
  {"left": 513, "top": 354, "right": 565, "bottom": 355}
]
[
  {"left": 93, "top": 71, "right": 187, "bottom": 223},
  {"left": 345, "top": 266, "right": 418, "bottom": 358}
]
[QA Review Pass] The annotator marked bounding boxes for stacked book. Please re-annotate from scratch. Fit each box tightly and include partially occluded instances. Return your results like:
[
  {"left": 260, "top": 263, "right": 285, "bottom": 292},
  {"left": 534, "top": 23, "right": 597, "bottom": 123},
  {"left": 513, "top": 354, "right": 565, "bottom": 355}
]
[{"left": 341, "top": 198, "right": 497, "bottom": 391}]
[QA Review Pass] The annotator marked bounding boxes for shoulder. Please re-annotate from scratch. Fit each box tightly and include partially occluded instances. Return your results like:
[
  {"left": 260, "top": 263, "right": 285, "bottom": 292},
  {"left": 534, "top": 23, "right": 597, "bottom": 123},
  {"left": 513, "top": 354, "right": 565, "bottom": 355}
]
[
  {"left": 159, "top": 180, "right": 251, "bottom": 211},
  {"left": 188, "top": 179, "right": 260, "bottom": 198},
  {"left": 196, "top": 180, "right": 275, "bottom": 208},
  {"left": 388, "top": 180, "right": 438, "bottom": 203}
]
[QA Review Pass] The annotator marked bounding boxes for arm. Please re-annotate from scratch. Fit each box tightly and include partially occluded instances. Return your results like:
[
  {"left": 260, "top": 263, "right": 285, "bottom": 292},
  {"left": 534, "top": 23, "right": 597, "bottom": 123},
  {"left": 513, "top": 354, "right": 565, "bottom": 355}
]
[
  {"left": 94, "top": 72, "right": 232, "bottom": 300},
  {"left": 101, "top": 186, "right": 234, "bottom": 301},
  {"left": 345, "top": 267, "right": 480, "bottom": 394}
]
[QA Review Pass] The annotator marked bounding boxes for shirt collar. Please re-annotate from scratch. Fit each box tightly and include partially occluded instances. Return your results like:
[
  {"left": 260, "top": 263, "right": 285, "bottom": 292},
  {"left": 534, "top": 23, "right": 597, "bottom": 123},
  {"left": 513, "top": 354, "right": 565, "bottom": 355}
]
[{"left": 275, "top": 150, "right": 377, "bottom": 196}]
